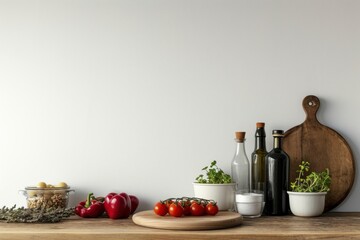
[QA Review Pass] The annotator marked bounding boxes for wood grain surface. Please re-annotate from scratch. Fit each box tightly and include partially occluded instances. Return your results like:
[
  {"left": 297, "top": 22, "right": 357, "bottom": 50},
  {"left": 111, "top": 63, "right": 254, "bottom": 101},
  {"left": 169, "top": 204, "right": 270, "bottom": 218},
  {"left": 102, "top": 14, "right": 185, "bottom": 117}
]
[
  {"left": 132, "top": 210, "right": 243, "bottom": 230},
  {"left": 282, "top": 95, "right": 355, "bottom": 212},
  {"left": 0, "top": 213, "right": 359, "bottom": 240}
]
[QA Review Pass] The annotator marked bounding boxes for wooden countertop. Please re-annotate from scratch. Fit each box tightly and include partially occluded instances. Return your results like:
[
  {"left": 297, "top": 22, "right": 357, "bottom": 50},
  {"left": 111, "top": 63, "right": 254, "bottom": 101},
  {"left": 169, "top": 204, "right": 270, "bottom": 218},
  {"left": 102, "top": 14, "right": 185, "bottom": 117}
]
[{"left": 0, "top": 212, "right": 359, "bottom": 240}]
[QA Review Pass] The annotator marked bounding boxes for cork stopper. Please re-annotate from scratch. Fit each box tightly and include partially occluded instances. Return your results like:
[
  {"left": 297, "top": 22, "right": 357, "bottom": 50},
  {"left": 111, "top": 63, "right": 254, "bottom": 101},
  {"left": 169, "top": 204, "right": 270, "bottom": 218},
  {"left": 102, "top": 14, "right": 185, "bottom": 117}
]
[
  {"left": 235, "top": 132, "right": 246, "bottom": 142},
  {"left": 256, "top": 122, "right": 265, "bottom": 128}
]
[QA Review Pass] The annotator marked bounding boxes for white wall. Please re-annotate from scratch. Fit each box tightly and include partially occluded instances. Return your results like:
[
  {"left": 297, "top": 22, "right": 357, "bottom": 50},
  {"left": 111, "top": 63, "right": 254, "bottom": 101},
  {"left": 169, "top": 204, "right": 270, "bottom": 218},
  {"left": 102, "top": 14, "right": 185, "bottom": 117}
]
[{"left": 0, "top": 0, "right": 359, "bottom": 212}]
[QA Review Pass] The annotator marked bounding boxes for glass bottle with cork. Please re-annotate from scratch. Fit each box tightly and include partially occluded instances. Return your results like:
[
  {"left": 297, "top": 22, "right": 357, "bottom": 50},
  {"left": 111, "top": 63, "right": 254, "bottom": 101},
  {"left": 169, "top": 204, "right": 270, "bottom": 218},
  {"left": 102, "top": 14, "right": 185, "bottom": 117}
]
[
  {"left": 251, "top": 122, "right": 268, "bottom": 193},
  {"left": 264, "top": 130, "right": 290, "bottom": 215},
  {"left": 231, "top": 131, "right": 250, "bottom": 193}
]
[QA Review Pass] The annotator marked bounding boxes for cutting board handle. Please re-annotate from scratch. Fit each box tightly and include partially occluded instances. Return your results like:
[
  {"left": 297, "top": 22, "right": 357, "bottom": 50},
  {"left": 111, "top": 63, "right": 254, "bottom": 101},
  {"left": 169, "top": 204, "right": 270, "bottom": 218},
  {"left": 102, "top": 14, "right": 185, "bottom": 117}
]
[{"left": 302, "top": 95, "right": 320, "bottom": 123}]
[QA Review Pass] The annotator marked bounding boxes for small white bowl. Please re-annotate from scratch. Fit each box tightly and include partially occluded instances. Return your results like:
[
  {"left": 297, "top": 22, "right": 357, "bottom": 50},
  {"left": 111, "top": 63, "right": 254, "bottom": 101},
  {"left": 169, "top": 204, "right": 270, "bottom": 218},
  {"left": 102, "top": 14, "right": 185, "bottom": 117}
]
[
  {"left": 236, "top": 202, "right": 265, "bottom": 217},
  {"left": 235, "top": 192, "right": 264, "bottom": 217},
  {"left": 193, "top": 183, "right": 236, "bottom": 210},
  {"left": 287, "top": 191, "right": 327, "bottom": 217}
]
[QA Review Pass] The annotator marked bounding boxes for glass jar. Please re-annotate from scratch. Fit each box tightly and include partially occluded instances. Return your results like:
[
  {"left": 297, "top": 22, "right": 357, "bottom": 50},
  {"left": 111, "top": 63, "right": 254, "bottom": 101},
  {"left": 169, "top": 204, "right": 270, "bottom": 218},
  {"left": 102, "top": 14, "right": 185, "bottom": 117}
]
[{"left": 19, "top": 186, "right": 74, "bottom": 209}]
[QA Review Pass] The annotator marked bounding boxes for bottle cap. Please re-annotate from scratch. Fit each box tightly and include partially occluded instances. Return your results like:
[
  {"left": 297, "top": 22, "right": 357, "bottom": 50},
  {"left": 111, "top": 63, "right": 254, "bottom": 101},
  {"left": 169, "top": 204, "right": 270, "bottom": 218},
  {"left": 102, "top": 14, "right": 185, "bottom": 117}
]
[
  {"left": 235, "top": 132, "right": 246, "bottom": 141},
  {"left": 272, "top": 130, "right": 284, "bottom": 136},
  {"left": 256, "top": 122, "right": 265, "bottom": 128}
]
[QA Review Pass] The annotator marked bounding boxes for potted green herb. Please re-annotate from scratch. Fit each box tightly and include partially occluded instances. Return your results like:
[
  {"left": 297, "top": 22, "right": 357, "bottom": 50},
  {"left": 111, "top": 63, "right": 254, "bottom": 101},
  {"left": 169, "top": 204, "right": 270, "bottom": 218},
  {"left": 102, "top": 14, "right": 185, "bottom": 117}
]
[
  {"left": 287, "top": 161, "right": 331, "bottom": 217},
  {"left": 193, "top": 160, "right": 235, "bottom": 211}
]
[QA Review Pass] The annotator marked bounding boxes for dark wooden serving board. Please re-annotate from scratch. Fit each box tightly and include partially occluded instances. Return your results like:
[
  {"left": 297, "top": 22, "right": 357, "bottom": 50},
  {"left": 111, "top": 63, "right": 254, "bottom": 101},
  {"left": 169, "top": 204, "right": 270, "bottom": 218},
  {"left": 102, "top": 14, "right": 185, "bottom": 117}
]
[{"left": 282, "top": 95, "right": 355, "bottom": 212}]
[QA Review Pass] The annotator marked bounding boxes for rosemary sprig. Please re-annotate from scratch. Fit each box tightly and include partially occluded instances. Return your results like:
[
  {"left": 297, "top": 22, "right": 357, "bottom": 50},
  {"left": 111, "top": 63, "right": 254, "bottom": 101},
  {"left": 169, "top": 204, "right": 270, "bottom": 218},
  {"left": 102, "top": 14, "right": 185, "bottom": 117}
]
[{"left": 0, "top": 205, "right": 75, "bottom": 223}]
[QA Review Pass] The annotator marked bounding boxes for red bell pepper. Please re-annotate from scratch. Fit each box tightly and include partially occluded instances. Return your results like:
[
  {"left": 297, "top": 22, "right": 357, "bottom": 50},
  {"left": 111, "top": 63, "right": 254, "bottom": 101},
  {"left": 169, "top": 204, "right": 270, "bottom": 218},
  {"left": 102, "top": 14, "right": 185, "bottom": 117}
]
[
  {"left": 129, "top": 195, "right": 139, "bottom": 214},
  {"left": 75, "top": 193, "right": 105, "bottom": 218},
  {"left": 104, "top": 192, "right": 132, "bottom": 219}
]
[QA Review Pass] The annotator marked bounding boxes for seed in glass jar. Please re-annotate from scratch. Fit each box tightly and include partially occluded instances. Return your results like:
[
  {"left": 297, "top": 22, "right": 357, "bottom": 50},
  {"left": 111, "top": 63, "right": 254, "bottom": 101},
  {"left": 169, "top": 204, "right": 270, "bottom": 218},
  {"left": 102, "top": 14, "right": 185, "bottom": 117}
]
[
  {"left": 56, "top": 182, "right": 68, "bottom": 188},
  {"left": 44, "top": 192, "right": 53, "bottom": 200},
  {"left": 37, "top": 182, "right": 47, "bottom": 188},
  {"left": 27, "top": 193, "right": 68, "bottom": 209},
  {"left": 28, "top": 190, "right": 36, "bottom": 197}
]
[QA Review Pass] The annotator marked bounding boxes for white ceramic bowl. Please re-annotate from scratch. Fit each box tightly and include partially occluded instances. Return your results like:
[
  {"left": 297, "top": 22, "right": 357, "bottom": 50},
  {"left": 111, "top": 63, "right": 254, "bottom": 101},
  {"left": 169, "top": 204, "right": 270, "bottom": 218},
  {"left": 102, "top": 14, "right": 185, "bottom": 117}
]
[
  {"left": 288, "top": 191, "right": 327, "bottom": 217},
  {"left": 193, "top": 183, "right": 236, "bottom": 210},
  {"left": 236, "top": 202, "right": 265, "bottom": 217},
  {"left": 235, "top": 192, "right": 264, "bottom": 217}
]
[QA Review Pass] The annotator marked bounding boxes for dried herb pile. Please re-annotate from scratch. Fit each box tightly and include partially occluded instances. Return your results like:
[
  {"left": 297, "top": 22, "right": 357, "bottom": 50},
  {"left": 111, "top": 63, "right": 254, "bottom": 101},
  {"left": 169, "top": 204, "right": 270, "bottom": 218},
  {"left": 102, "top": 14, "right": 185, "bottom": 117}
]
[{"left": 0, "top": 205, "right": 74, "bottom": 223}]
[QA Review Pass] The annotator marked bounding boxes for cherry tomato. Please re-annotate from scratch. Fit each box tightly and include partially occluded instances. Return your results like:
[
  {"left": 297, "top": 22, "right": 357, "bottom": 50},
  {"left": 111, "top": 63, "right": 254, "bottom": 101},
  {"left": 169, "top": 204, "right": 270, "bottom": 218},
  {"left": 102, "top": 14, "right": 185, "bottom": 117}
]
[
  {"left": 181, "top": 200, "right": 192, "bottom": 216},
  {"left": 154, "top": 202, "right": 168, "bottom": 216},
  {"left": 168, "top": 203, "right": 183, "bottom": 217},
  {"left": 206, "top": 203, "right": 219, "bottom": 216},
  {"left": 165, "top": 200, "right": 174, "bottom": 209},
  {"left": 190, "top": 202, "right": 205, "bottom": 216}
]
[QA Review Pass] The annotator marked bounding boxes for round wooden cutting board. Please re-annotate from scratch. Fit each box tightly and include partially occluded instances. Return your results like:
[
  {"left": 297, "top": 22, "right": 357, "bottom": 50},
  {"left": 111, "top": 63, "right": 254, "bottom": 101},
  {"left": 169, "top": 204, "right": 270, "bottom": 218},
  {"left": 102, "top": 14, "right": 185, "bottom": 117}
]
[
  {"left": 282, "top": 95, "right": 355, "bottom": 212},
  {"left": 132, "top": 210, "right": 243, "bottom": 230}
]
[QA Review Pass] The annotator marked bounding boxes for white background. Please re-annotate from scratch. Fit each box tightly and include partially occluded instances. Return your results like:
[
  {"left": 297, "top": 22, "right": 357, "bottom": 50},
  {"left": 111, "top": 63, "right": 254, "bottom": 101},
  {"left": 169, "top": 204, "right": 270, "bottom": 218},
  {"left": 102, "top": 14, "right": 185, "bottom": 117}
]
[{"left": 0, "top": 0, "right": 359, "bottom": 212}]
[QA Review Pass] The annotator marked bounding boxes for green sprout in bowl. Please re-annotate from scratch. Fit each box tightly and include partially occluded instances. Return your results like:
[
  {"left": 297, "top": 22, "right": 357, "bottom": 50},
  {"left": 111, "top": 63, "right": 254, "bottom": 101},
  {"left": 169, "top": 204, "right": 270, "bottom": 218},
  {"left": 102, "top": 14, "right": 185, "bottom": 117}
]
[
  {"left": 290, "top": 161, "right": 331, "bottom": 192},
  {"left": 195, "top": 160, "right": 232, "bottom": 184}
]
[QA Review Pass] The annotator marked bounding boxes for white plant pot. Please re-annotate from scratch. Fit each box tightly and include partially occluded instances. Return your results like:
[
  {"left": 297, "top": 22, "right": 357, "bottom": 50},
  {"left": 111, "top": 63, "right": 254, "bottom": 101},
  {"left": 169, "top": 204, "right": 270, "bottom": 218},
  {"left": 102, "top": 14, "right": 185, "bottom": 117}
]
[
  {"left": 193, "top": 183, "right": 236, "bottom": 211},
  {"left": 287, "top": 191, "right": 327, "bottom": 217}
]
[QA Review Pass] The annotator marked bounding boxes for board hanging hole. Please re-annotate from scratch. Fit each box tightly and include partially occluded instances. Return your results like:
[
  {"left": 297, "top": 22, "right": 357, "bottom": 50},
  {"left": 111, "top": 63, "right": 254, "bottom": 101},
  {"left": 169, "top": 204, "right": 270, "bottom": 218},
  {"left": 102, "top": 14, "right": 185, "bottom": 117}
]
[{"left": 308, "top": 101, "right": 316, "bottom": 107}]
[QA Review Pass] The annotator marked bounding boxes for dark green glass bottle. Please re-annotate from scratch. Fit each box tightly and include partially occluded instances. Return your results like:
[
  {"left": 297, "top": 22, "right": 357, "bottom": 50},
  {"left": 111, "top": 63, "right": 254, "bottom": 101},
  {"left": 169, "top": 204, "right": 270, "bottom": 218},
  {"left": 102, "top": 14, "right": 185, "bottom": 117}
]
[
  {"left": 264, "top": 130, "right": 290, "bottom": 215},
  {"left": 251, "top": 122, "right": 267, "bottom": 193}
]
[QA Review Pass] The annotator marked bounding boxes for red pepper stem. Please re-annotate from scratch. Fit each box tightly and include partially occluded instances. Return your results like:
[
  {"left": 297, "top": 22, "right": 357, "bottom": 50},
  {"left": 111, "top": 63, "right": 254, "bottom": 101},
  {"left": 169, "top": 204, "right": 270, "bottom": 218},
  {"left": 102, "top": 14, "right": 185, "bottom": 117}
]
[{"left": 85, "top": 193, "right": 94, "bottom": 208}]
